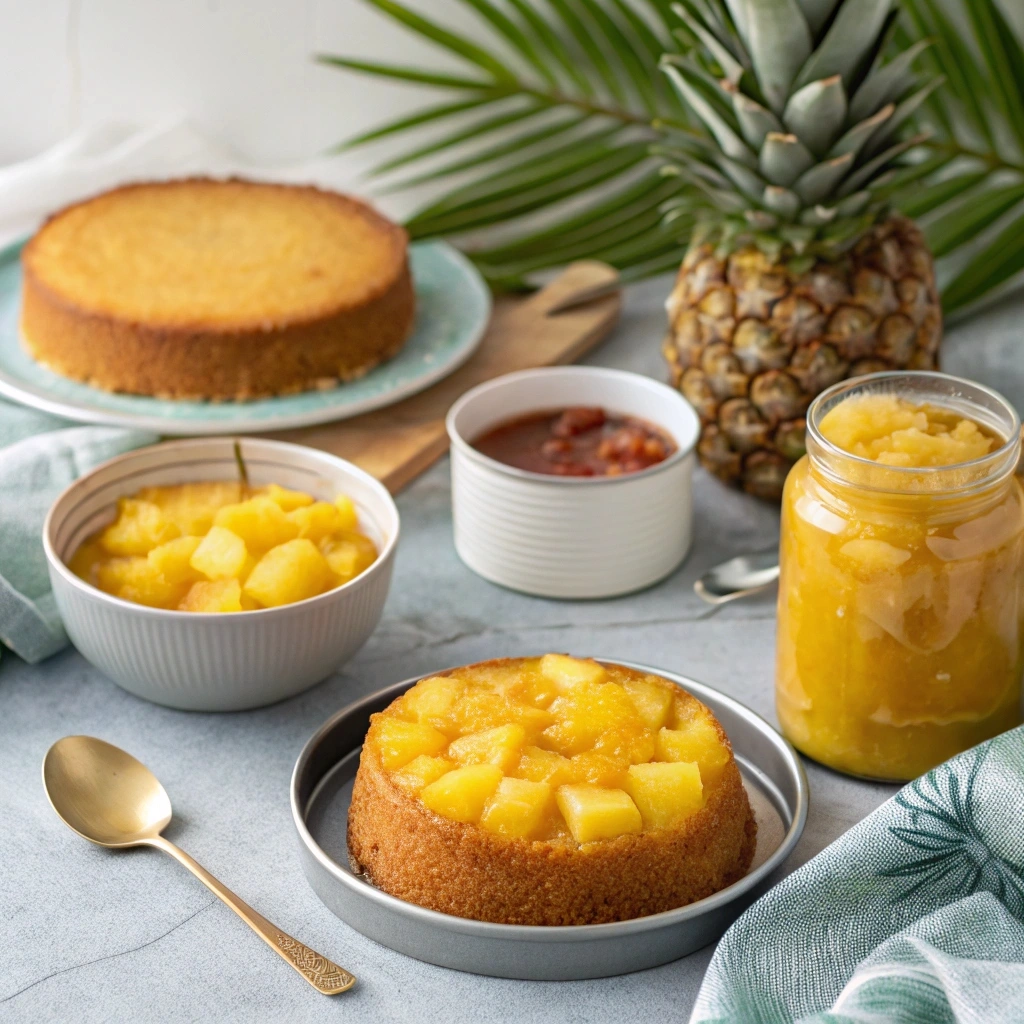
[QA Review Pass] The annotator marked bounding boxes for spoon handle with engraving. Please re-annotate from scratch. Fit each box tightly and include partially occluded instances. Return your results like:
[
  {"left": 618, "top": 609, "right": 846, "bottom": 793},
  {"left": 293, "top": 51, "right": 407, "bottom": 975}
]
[{"left": 146, "top": 834, "right": 355, "bottom": 995}]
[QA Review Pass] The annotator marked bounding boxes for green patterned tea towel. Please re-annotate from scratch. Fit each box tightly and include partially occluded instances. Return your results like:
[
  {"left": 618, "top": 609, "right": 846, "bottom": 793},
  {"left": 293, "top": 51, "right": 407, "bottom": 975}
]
[
  {"left": 0, "top": 399, "right": 154, "bottom": 663},
  {"left": 692, "top": 725, "right": 1024, "bottom": 1023}
]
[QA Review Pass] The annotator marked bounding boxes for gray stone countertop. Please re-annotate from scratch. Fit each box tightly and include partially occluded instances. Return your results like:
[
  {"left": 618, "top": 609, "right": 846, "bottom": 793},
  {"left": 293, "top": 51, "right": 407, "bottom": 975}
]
[{"left": 1, "top": 279, "right": 1018, "bottom": 1024}]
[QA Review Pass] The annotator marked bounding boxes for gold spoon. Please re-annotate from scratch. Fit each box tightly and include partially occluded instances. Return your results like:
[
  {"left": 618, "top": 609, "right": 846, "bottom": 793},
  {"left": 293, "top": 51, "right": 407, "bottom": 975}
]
[{"left": 42, "top": 735, "right": 355, "bottom": 995}]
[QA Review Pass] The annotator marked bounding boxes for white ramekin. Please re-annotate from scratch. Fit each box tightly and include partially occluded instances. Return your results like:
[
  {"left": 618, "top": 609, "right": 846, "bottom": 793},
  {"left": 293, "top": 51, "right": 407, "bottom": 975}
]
[
  {"left": 43, "top": 438, "right": 399, "bottom": 711},
  {"left": 446, "top": 367, "right": 700, "bottom": 599}
]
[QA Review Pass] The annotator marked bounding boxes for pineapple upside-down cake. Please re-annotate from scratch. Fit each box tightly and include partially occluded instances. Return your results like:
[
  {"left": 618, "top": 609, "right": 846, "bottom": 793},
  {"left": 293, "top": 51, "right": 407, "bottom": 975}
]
[{"left": 348, "top": 655, "right": 756, "bottom": 926}]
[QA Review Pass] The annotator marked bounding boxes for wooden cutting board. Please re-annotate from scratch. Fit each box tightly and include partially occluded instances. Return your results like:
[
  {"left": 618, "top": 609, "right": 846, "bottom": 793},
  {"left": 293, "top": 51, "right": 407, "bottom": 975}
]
[{"left": 265, "top": 260, "right": 622, "bottom": 493}]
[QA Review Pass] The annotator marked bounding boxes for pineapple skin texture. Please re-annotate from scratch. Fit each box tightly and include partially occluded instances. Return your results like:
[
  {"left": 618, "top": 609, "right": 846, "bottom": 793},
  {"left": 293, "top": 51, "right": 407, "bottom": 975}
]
[
  {"left": 348, "top": 657, "right": 757, "bottom": 926},
  {"left": 664, "top": 216, "right": 941, "bottom": 500}
]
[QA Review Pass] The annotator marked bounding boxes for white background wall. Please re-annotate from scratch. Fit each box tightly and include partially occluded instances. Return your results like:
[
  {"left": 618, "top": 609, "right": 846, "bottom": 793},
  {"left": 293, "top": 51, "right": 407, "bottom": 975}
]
[{"left": 0, "top": 0, "right": 478, "bottom": 166}]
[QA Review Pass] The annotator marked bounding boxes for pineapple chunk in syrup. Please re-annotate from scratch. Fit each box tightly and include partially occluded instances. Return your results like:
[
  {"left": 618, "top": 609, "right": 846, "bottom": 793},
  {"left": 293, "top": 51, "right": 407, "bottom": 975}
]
[
  {"left": 97, "top": 556, "right": 188, "bottom": 608},
  {"left": 214, "top": 496, "right": 298, "bottom": 550},
  {"left": 372, "top": 657, "right": 733, "bottom": 843},
  {"left": 243, "top": 539, "right": 331, "bottom": 607},
  {"left": 516, "top": 745, "right": 572, "bottom": 786},
  {"left": 147, "top": 535, "right": 203, "bottom": 584},
  {"left": 288, "top": 502, "right": 342, "bottom": 543},
  {"left": 67, "top": 480, "right": 379, "bottom": 612},
  {"left": 179, "top": 578, "right": 243, "bottom": 614},
  {"left": 100, "top": 499, "right": 179, "bottom": 556},
  {"left": 189, "top": 526, "right": 249, "bottom": 580}
]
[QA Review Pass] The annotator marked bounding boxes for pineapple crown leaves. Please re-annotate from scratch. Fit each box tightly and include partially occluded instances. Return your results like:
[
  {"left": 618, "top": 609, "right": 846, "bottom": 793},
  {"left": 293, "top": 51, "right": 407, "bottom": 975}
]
[{"left": 659, "top": 0, "right": 939, "bottom": 264}]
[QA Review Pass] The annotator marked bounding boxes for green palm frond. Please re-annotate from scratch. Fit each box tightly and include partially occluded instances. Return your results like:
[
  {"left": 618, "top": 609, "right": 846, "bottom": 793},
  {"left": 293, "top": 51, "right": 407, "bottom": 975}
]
[
  {"left": 893, "top": 0, "right": 1024, "bottom": 316},
  {"left": 319, "top": 0, "right": 698, "bottom": 287},
  {"left": 324, "top": 0, "right": 1024, "bottom": 315}
]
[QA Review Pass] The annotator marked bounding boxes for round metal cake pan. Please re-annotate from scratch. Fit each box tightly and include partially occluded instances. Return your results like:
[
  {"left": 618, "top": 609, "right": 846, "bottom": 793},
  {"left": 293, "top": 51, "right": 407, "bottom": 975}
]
[{"left": 290, "top": 661, "right": 808, "bottom": 981}]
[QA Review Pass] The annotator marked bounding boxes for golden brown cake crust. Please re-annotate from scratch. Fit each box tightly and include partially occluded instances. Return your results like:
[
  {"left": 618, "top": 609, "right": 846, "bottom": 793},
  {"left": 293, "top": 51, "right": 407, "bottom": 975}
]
[
  {"left": 347, "top": 659, "right": 757, "bottom": 926},
  {"left": 20, "top": 178, "right": 415, "bottom": 400}
]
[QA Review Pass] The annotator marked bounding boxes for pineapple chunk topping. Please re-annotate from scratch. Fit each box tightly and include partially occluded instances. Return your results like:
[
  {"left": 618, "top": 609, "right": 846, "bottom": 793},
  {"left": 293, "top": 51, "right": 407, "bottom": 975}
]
[
  {"left": 623, "top": 676, "right": 674, "bottom": 730},
  {"left": 67, "top": 480, "right": 379, "bottom": 612},
  {"left": 420, "top": 764, "right": 502, "bottom": 823},
  {"left": 448, "top": 724, "right": 527, "bottom": 772},
  {"left": 400, "top": 676, "right": 463, "bottom": 727},
  {"left": 657, "top": 719, "right": 731, "bottom": 786},
  {"left": 480, "top": 778, "right": 552, "bottom": 839},
  {"left": 374, "top": 719, "right": 448, "bottom": 772},
  {"left": 566, "top": 750, "right": 629, "bottom": 787},
  {"left": 540, "top": 653, "right": 608, "bottom": 692},
  {"left": 626, "top": 762, "right": 703, "bottom": 829},
  {"left": 391, "top": 755, "right": 453, "bottom": 794},
  {"left": 555, "top": 785, "right": 642, "bottom": 843},
  {"left": 366, "top": 658, "right": 736, "bottom": 844},
  {"left": 543, "top": 682, "right": 640, "bottom": 755}
]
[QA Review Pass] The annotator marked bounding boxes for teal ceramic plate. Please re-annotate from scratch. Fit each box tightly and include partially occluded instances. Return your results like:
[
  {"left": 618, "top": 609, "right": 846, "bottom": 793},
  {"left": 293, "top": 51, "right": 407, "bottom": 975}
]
[{"left": 0, "top": 239, "right": 490, "bottom": 434}]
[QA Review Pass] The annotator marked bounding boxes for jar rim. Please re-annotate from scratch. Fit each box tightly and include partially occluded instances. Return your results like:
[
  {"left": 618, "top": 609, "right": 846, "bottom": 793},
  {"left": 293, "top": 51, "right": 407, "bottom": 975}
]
[{"left": 805, "top": 371, "right": 1021, "bottom": 494}]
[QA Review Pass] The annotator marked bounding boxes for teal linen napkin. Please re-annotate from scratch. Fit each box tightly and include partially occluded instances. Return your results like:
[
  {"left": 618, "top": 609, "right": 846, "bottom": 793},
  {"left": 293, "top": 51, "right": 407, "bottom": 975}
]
[
  {"left": 692, "top": 724, "right": 1024, "bottom": 1024},
  {"left": 0, "top": 399, "right": 155, "bottom": 663}
]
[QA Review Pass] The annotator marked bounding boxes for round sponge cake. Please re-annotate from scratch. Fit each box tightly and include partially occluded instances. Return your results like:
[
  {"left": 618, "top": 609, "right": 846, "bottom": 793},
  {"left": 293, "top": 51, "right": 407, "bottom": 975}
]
[
  {"left": 20, "top": 178, "right": 415, "bottom": 400},
  {"left": 348, "top": 656, "right": 757, "bottom": 926}
]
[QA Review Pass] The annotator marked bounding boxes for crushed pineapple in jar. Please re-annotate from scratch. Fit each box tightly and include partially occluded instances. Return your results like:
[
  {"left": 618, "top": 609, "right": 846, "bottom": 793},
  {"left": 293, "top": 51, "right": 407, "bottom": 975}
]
[
  {"left": 68, "top": 481, "right": 378, "bottom": 612},
  {"left": 777, "top": 391, "right": 1024, "bottom": 781},
  {"left": 819, "top": 394, "right": 995, "bottom": 467}
]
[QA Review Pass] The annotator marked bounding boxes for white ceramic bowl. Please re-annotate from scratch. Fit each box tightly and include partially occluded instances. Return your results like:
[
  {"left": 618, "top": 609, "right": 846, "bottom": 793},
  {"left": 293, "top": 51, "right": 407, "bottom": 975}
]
[
  {"left": 446, "top": 367, "right": 700, "bottom": 599},
  {"left": 43, "top": 438, "right": 399, "bottom": 711}
]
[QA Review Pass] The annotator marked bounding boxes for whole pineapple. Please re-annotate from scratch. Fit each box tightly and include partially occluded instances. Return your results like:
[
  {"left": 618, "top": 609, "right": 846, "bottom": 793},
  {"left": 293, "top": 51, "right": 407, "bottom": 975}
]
[{"left": 660, "top": 0, "right": 942, "bottom": 500}]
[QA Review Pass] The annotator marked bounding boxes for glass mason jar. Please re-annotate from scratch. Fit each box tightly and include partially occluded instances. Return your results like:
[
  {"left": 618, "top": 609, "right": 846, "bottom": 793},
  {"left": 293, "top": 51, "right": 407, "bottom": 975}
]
[{"left": 776, "top": 372, "right": 1024, "bottom": 781}]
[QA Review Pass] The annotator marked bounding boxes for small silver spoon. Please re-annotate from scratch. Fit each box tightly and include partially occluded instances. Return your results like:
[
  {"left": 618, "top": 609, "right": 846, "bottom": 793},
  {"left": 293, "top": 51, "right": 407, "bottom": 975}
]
[{"left": 695, "top": 547, "right": 780, "bottom": 605}]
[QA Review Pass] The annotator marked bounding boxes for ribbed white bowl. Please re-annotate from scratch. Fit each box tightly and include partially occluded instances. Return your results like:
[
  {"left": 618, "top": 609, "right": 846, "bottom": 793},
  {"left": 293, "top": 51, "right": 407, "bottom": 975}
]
[
  {"left": 43, "top": 438, "right": 399, "bottom": 711},
  {"left": 446, "top": 367, "right": 700, "bottom": 599}
]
